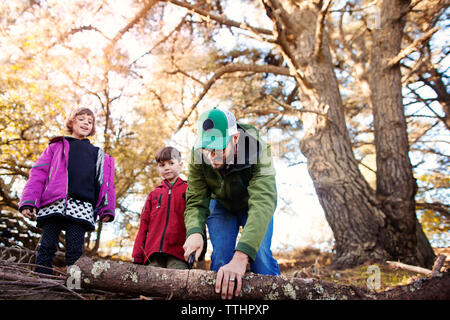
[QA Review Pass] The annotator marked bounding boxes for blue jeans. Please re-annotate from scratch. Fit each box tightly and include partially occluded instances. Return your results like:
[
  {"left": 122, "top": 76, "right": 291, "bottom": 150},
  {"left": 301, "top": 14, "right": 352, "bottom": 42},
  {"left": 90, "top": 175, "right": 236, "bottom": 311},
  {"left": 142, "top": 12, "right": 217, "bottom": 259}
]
[{"left": 206, "top": 199, "right": 280, "bottom": 275}]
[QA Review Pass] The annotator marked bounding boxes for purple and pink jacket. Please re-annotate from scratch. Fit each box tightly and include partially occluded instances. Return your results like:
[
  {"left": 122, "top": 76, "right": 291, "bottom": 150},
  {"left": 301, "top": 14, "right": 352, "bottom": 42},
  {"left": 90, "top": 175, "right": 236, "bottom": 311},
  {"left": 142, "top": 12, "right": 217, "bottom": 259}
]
[{"left": 19, "top": 136, "right": 116, "bottom": 222}]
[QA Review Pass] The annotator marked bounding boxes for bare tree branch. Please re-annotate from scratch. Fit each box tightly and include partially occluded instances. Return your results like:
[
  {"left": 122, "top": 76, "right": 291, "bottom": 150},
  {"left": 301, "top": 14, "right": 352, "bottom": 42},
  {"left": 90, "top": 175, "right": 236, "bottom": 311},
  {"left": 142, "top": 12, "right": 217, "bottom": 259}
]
[
  {"left": 165, "top": 0, "right": 273, "bottom": 35},
  {"left": 407, "top": 84, "right": 449, "bottom": 130},
  {"left": 167, "top": 66, "right": 205, "bottom": 86},
  {"left": 261, "top": 0, "right": 312, "bottom": 93},
  {"left": 109, "top": 0, "right": 159, "bottom": 46},
  {"left": 314, "top": 0, "right": 333, "bottom": 59},
  {"left": 386, "top": 260, "right": 432, "bottom": 276},
  {"left": 129, "top": 14, "right": 189, "bottom": 67},
  {"left": 64, "top": 25, "right": 111, "bottom": 41},
  {"left": 387, "top": 26, "right": 439, "bottom": 68},
  {"left": 416, "top": 202, "right": 450, "bottom": 219},
  {"left": 174, "top": 63, "right": 292, "bottom": 132},
  {"left": 267, "top": 94, "right": 328, "bottom": 117}
]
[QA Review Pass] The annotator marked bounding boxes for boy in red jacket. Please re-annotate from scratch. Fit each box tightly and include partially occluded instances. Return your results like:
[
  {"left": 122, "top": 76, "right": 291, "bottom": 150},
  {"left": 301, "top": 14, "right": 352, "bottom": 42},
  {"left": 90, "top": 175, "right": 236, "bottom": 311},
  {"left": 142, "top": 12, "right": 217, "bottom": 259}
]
[{"left": 132, "top": 146, "right": 189, "bottom": 269}]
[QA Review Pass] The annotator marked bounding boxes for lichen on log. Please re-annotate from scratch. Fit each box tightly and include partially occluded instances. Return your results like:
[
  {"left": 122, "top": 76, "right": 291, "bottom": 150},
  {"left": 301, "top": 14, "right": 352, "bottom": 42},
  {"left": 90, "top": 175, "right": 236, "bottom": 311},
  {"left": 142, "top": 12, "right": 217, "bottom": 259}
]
[{"left": 74, "top": 256, "right": 367, "bottom": 300}]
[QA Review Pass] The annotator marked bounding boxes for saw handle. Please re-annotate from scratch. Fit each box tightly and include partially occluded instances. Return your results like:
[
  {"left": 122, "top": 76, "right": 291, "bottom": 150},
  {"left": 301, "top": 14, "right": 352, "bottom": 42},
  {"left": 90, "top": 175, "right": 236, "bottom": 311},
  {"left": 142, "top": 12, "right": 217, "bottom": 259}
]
[{"left": 188, "top": 252, "right": 196, "bottom": 269}]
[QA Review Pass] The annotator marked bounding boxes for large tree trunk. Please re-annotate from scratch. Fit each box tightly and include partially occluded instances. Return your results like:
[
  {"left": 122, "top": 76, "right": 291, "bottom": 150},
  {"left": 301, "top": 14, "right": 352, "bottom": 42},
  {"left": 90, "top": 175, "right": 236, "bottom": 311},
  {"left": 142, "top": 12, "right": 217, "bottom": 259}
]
[
  {"left": 367, "top": 0, "right": 435, "bottom": 268},
  {"left": 263, "top": 0, "right": 434, "bottom": 269},
  {"left": 264, "top": 0, "right": 388, "bottom": 269},
  {"left": 73, "top": 257, "right": 450, "bottom": 300}
]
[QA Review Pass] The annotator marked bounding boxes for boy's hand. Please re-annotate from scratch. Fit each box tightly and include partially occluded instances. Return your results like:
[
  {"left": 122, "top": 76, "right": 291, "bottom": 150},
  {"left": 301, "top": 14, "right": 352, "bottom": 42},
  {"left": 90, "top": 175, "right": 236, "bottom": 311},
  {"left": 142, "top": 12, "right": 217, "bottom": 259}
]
[
  {"left": 183, "top": 233, "right": 204, "bottom": 262},
  {"left": 21, "top": 207, "right": 36, "bottom": 220}
]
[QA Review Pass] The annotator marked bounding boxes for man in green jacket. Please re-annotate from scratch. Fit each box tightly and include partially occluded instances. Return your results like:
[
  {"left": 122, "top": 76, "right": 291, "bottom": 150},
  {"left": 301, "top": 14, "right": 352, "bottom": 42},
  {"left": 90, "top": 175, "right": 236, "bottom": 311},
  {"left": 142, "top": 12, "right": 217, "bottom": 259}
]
[{"left": 183, "top": 107, "right": 280, "bottom": 300}]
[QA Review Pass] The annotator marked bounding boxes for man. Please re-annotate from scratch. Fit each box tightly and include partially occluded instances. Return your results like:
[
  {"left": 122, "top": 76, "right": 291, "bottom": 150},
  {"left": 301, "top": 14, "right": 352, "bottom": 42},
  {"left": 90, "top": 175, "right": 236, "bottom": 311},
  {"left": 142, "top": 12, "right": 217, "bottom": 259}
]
[{"left": 183, "top": 107, "right": 280, "bottom": 300}]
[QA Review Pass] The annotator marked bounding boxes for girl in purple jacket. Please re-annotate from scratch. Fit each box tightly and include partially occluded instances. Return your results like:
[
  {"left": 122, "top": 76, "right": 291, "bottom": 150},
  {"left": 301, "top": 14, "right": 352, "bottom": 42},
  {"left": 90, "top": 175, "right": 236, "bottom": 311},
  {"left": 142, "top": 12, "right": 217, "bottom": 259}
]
[{"left": 19, "top": 108, "right": 116, "bottom": 274}]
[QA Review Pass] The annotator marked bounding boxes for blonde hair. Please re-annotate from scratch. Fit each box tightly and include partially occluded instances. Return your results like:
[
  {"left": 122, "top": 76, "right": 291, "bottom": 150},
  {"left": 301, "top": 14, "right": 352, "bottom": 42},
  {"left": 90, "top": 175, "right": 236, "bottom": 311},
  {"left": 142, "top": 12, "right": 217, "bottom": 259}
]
[{"left": 65, "top": 107, "right": 96, "bottom": 136}]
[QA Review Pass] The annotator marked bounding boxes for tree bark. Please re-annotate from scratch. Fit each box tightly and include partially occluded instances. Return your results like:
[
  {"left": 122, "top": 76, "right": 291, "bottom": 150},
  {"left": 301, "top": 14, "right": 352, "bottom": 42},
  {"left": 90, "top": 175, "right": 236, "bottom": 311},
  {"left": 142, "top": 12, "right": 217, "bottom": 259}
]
[
  {"left": 264, "top": 0, "right": 388, "bottom": 269},
  {"left": 262, "top": 0, "right": 435, "bottom": 269},
  {"left": 375, "top": 272, "right": 450, "bottom": 300},
  {"left": 73, "top": 256, "right": 450, "bottom": 300},
  {"left": 368, "top": 0, "right": 435, "bottom": 268}
]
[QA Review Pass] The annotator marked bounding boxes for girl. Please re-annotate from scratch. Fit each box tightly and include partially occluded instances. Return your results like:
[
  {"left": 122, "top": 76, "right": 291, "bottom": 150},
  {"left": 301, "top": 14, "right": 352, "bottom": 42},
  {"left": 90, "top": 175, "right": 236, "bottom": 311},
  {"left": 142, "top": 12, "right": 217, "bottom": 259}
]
[{"left": 19, "top": 107, "right": 116, "bottom": 274}]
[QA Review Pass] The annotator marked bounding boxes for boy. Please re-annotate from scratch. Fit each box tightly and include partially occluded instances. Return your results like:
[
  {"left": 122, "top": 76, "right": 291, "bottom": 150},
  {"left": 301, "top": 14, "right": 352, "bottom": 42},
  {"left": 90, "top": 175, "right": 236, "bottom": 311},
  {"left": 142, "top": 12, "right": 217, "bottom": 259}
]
[{"left": 132, "top": 146, "right": 189, "bottom": 269}]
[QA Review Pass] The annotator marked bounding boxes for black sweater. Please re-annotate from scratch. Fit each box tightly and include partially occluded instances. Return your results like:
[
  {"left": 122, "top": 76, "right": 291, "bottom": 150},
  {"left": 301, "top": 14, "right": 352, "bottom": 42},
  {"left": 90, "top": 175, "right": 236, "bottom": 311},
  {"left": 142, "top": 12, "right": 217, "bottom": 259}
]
[{"left": 66, "top": 137, "right": 99, "bottom": 205}]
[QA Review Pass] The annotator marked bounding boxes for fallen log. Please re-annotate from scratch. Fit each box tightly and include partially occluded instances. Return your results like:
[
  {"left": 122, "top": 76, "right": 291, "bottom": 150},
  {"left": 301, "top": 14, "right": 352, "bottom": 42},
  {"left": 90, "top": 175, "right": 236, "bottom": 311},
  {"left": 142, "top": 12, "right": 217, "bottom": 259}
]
[
  {"left": 375, "top": 271, "right": 450, "bottom": 300},
  {"left": 74, "top": 256, "right": 368, "bottom": 300},
  {"left": 73, "top": 256, "right": 450, "bottom": 300},
  {"left": 2, "top": 255, "right": 449, "bottom": 300}
]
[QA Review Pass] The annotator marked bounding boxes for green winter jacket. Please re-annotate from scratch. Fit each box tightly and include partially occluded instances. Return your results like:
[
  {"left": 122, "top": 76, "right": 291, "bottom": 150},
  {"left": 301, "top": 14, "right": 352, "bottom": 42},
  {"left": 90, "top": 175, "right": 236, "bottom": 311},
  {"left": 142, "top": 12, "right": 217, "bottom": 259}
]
[{"left": 185, "top": 123, "right": 277, "bottom": 262}]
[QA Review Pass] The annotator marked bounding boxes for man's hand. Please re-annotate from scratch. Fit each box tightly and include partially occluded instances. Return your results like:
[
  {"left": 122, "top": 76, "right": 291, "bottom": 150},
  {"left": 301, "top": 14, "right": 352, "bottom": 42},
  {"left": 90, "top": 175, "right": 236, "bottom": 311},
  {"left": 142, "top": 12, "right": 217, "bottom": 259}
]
[
  {"left": 183, "top": 233, "right": 204, "bottom": 262},
  {"left": 21, "top": 207, "right": 36, "bottom": 220},
  {"left": 215, "top": 251, "right": 248, "bottom": 300}
]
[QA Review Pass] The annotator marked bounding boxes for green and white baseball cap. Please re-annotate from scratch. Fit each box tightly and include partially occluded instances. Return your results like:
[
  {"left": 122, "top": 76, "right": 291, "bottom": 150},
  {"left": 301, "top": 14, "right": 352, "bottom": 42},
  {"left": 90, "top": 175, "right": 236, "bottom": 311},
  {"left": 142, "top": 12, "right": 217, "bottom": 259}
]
[{"left": 194, "top": 107, "right": 238, "bottom": 150}]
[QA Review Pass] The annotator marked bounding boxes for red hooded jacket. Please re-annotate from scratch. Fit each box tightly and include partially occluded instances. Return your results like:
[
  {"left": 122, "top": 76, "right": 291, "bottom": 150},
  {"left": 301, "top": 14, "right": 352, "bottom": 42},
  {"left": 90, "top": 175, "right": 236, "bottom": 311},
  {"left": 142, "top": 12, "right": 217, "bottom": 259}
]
[{"left": 132, "top": 178, "right": 187, "bottom": 264}]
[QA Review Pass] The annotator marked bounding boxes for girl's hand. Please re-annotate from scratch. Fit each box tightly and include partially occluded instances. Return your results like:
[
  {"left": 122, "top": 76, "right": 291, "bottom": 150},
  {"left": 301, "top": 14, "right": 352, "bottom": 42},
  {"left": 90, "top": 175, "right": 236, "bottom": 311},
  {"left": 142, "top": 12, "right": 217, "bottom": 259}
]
[
  {"left": 21, "top": 208, "right": 36, "bottom": 220},
  {"left": 101, "top": 215, "right": 111, "bottom": 223}
]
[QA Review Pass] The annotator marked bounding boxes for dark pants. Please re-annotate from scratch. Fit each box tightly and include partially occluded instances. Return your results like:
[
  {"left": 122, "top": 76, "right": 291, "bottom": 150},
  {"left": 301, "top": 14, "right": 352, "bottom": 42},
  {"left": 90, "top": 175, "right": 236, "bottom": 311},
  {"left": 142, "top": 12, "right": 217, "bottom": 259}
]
[{"left": 35, "top": 218, "right": 86, "bottom": 275}]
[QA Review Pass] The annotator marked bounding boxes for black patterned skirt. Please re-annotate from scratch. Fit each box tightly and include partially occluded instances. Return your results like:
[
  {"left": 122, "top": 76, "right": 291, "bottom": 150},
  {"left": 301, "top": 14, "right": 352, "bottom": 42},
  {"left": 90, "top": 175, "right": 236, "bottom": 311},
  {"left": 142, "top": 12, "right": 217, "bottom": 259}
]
[{"left": 37, "top": 197, "right": 95, "bottom": 231}]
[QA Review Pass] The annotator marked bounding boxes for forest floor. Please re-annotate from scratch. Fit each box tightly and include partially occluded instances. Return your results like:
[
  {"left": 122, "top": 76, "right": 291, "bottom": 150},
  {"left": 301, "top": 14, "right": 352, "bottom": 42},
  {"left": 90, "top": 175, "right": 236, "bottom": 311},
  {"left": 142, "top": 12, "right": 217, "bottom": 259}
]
[
  {"left": 274, "top": 247, "right": 450, "bottom": 293},
  {"left": 189, "top": 246, "right": 449, "bottom": 293}
]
